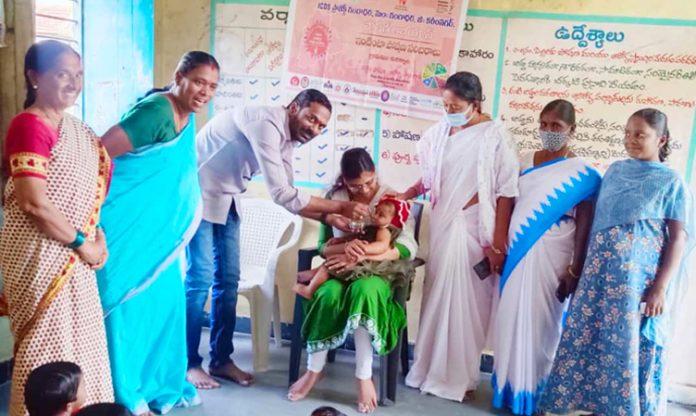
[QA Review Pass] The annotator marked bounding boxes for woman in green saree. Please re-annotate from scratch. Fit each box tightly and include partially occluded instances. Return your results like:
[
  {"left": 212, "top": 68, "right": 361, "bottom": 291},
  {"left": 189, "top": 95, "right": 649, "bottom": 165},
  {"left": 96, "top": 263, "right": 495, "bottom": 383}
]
[{"left": 288, "top": 148, "right": 418, "bottom": 414}]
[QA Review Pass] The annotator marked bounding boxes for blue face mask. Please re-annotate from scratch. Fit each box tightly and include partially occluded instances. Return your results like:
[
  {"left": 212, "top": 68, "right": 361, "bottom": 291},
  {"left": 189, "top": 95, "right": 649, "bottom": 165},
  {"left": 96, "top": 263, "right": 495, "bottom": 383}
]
[{"left": 445, "top": 104, "right": 474, "bottom": 127}]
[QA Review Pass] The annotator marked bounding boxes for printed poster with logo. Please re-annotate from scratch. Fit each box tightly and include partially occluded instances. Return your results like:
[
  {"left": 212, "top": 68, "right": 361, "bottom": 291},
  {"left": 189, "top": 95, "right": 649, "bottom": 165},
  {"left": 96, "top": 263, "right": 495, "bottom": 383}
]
[{"left": 282, "top": 0, "right": 469, "bottom": 120}]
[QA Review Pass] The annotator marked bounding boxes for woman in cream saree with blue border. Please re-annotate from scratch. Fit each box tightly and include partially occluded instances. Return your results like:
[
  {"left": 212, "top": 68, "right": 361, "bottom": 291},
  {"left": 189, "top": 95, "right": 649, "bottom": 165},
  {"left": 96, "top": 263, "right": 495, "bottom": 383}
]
[{"left": 493, "top": 153, "right": 601, "bottom": 415}]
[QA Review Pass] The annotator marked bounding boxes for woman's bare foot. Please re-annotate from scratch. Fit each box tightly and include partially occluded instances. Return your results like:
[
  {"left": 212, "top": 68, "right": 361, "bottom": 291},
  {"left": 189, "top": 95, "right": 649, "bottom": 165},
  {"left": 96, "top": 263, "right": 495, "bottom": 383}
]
[
  {"left": 356, "top": 378, "right": 377, "bottom": 413},
  {"left": 209, "top": 361, "right": 254, "bottom": 386},
  {"left": 292, "top": 283, "right": 315, "bottom": 300},
  {"left": 287, "top": 370, "right": 322, "bottom": 401},
  {"left": 186, "top": 366, "right": 221, "bottom": 389}
]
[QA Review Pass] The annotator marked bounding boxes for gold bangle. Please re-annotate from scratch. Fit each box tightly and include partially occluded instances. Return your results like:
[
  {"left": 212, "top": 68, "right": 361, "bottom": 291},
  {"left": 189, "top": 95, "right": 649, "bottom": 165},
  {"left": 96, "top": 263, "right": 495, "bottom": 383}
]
[{"left": 567, "top": 265, "right": 579, "bottom": 279}]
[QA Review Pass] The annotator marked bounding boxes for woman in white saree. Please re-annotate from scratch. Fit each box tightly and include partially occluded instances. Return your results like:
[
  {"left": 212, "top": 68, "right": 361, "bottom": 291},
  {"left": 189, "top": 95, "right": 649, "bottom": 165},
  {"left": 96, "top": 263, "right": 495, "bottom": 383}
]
[
  {"left": 401, "top": 71, "right": 519, "bottom": 401},
  {"left": 491, "top": 100, "right": 601, "bottom": 415}
]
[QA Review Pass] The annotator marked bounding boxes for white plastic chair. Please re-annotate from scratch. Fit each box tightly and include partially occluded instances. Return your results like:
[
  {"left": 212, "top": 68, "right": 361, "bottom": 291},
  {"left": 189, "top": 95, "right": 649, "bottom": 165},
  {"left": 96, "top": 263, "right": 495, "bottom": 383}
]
[{"left": 237, "top": 197, "right": 302, "bottom": 372}]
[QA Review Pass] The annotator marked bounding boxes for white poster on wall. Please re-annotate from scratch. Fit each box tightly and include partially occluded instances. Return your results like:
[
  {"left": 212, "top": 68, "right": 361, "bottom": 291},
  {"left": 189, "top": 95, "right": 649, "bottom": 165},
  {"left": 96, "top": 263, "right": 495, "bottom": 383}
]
[{"left": 213, "top": 4, "right": 696, "bottom": 192}]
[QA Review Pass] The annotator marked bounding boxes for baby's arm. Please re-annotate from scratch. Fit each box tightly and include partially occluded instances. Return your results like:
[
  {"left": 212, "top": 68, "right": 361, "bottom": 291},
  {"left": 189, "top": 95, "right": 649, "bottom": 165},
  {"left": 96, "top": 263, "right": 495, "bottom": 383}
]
[
  {"left": 361, "top": 249, "right": 400, "bottom": 261},
  {"left": 326, "top": 234, "right": 357, "bottom": 246},
  {"left": 356, "top": 228, "right": 392, "bottom": 255},
  {"left": 323, "top": 233, "right": 363, "bottom": 256},
  {"left": 323, "top": 241, "right": 349, "bottom": 257}
]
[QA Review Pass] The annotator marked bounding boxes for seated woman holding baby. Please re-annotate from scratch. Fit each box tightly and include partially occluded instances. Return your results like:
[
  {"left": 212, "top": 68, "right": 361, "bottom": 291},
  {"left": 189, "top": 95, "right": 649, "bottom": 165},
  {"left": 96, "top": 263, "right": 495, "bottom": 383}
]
[{"left": 288, "top": 148, "right": 418, "bottom": 414}]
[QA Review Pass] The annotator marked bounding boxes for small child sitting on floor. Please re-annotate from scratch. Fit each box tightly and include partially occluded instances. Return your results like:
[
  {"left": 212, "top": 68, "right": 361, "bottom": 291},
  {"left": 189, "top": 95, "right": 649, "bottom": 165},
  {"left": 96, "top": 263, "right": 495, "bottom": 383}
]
[
  {"left": 24, "top": 362, "right": 85, "bottom": 416},
  {"left": 310, "top": 406, "right": 347, "bottom": 416},
  {"left": 76, "top": 403, "right": 134, "bottom": 416},
  {"left": 293, "top": 195, "right": 412, "bottom": 300}
]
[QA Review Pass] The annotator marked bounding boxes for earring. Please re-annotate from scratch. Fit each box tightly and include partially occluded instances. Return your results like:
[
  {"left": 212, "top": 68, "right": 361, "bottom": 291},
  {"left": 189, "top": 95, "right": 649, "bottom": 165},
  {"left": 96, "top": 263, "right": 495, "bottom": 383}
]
[{"left": 32, "top": 85, "right": 38, "bottom": 90}]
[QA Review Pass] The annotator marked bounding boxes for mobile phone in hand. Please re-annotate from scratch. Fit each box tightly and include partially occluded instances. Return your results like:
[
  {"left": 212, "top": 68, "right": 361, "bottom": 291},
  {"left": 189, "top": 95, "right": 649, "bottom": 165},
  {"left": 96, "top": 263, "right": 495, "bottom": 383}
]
[{"left": 473, "top": 257, "right": 491, "bottom": 280}]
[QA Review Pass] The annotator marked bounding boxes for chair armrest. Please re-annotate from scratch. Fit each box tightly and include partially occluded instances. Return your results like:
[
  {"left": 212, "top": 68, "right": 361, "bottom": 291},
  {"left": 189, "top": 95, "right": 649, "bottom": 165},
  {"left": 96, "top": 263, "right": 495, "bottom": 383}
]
[
  {"left": 413, "top": 257, "right": 426, "bottom": 268},
  {"left": 403, "top": 257, "right": 426, "bottom": 302},
  {"left": 393, "top": 284, "right": 408, "bottom": 306},
  {"left": 298, "top": 247, "right": 320, "bottom": 272}
]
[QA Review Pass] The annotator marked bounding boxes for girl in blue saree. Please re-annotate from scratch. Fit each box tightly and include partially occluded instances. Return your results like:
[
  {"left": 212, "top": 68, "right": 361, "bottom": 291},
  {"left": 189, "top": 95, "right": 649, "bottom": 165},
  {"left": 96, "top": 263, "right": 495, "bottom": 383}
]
[
  {"left": 97, "top": 51, "right": 220, "bottom": 415},
  {"left": 492, "top": 100, "right": 601, "bottom": 415},
  {"left": 539, "top": 108, "right": 695, "bottom": 416}
]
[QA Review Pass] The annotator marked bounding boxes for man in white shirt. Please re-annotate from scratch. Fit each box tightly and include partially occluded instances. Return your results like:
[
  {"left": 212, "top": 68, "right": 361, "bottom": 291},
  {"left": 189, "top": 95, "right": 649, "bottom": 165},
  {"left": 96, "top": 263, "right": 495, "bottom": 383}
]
[{"left": 185, "top": 89, "right": 368, "bottom": 389}]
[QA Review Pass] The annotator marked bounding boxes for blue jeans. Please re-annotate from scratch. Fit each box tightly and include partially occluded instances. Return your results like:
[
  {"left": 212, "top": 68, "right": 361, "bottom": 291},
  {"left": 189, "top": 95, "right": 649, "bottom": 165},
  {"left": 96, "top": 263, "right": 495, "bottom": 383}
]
[{"left": 185, "top": 203, "right": 240, "bottom": 369}]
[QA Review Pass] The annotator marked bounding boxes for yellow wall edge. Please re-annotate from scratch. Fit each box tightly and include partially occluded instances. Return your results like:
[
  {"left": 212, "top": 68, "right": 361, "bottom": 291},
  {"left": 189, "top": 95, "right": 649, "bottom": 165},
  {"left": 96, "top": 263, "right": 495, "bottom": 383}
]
[{"left": 469, "top": 0, "right": 696, "bottom": 20}]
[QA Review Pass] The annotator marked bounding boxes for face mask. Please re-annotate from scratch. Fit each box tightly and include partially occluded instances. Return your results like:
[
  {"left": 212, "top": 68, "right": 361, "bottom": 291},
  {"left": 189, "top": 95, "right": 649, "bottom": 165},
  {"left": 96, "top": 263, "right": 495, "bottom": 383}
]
[
  {"left": 445, "top": 104, "right": 474, "bottom": 127},
  {"left": 539, "top": 130, "right": 570, "bottom": 152}
]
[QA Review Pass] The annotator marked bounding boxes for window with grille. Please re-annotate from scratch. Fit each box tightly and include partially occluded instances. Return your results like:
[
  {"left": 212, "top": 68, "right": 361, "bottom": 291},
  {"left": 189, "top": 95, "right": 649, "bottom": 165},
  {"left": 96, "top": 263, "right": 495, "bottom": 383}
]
[
  {"left": 34, "top": 0, "right": 83, "bottom": 116},
  {"left": 35, "top": 0, "right": 81, "bottom": 47}
]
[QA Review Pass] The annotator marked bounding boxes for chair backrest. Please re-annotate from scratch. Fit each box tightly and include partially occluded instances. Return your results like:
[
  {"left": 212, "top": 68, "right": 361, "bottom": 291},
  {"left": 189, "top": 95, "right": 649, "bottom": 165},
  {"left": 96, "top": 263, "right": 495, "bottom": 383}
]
[
  {"left": 410, "top": 201, "right": 424, "bottom": 245},
  {"left": 238, "top": 198, "right": 302, "bottom": 269}
]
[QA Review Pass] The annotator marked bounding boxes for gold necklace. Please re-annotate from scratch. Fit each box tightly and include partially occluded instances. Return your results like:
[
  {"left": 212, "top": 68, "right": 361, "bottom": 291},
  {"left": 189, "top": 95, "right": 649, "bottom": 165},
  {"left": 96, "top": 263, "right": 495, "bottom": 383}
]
[
  {"left": 537, "top": 147, "right": 571, "bottom": 166},
  {"left": 36, "top": 107, "right": 62, "bottom": 130},
  {"left": 166, "top": 93, "right": 188, "bottom": 132}
]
